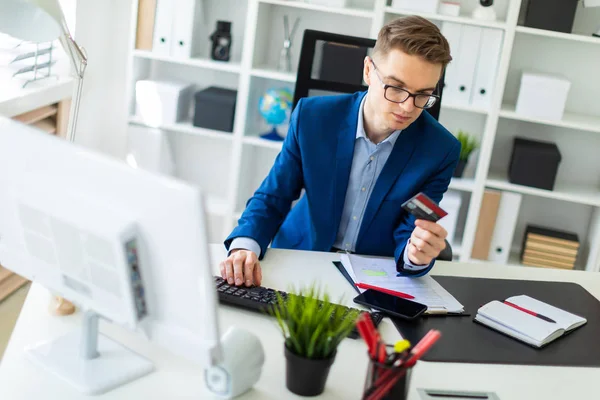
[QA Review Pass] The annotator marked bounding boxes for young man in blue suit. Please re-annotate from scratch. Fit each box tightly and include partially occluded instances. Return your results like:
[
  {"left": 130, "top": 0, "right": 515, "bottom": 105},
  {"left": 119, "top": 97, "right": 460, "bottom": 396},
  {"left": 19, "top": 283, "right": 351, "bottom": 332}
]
[{"left": 221, "top": 16, "right": 460, "bottom": 287}]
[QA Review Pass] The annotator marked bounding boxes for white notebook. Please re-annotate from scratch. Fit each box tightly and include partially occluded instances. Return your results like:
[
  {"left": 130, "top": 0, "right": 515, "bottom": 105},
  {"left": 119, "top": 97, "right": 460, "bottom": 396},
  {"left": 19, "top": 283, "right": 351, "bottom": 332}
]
[{"left": 475, "top": 295, "right": 587, "bottom": 348}]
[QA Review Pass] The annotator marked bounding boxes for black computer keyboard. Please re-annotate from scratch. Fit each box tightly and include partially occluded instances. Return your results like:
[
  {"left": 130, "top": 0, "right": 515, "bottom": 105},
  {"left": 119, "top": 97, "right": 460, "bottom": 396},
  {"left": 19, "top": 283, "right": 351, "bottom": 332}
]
[{"left": 214, "top": 276, "right": 383, "bottom": 339}]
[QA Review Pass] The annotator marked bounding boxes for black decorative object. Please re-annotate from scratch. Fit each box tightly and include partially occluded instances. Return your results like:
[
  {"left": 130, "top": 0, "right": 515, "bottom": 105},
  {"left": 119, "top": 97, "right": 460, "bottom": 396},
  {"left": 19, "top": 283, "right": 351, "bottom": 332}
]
[
  {"left": 523, "top": 0, "right": 579, "bottom": 34},
  {"left": 508, "top": 137, "right": 562, "bottom": 191},
  {"left": 319, "top": 42, "right": 368, "bottom": 86},
  {"left": 193, "top": 87, "right": 237, "bottom": 132},
  {"left": 209, "top": 21, "right": 232, "bottom": 61},
  {"left": 284, "top": 345, "right": 336, "bottom": 397}
]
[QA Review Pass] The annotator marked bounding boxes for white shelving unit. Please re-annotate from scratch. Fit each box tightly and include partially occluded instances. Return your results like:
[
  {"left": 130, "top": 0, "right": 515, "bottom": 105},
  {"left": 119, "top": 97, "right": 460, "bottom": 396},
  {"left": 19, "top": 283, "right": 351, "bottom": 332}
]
[{"left": 123, "top": 0, "right": 600, "bottom": 272}]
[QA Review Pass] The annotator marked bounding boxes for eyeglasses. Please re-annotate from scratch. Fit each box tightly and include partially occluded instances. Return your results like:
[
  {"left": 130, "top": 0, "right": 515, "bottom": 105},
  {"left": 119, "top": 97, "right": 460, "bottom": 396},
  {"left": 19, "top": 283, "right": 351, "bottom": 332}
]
[{"left": 370, "top": 59, "right": 439, "bottom": 109}]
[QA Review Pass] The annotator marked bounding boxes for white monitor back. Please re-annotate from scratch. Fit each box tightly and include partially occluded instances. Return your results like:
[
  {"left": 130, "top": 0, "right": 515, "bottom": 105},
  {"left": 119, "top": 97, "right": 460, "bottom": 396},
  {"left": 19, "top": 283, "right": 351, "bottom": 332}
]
[{"left": 0, "top": 117, "right": 222, "bottom": 367}]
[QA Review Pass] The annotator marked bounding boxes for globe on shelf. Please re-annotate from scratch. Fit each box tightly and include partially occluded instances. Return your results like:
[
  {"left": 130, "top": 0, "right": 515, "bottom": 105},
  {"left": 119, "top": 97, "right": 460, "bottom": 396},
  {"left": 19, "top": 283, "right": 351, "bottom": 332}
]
[{"left": 258, "top": 88, "right": 293, "bottom": 141}]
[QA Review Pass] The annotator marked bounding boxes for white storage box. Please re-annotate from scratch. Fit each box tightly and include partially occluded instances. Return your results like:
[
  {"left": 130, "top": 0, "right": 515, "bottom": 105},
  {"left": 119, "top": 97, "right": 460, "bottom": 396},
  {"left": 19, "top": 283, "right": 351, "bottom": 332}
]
[
  {"left": 391, "top": 0, "right": 439, "bottom": 13},
  {"left": 135, "top": 80, "right": 195, "bottom": 127},
  {"left": 515, "top": 72, "right": 571, "bottom": 121},
  {"left": 439, "top": 190, "right": 463, "bottom": 249}
]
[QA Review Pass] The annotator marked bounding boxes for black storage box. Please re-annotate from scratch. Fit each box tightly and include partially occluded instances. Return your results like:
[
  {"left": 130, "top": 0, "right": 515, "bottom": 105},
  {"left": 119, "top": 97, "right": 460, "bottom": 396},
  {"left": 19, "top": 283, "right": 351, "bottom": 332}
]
[
  {"left": 193, "top": 87, "right": 237, "bottom": 132},
  {"left": 508, "top": 137, "right": 562, "bottom": 191},
  {"left": 523, "top": 0, "right": 579, "bottom": 34},
  {"left": 319, "top": 42, "right": 368, "bottom": 86}
]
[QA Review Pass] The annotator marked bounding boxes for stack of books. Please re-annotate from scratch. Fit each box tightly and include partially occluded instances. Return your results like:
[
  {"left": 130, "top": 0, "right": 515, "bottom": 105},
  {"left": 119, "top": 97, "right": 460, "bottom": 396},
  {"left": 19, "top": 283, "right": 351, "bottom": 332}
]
[
  {"left": 520, "top": 225, "right": 579, "bottom": 270},
  {"left": 0, "top": 265, "right": 28, "bottom": 302}
]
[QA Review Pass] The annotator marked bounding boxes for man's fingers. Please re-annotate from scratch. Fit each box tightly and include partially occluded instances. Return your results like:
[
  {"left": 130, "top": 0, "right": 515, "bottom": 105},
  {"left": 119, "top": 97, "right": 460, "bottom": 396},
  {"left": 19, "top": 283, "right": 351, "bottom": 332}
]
[
  {"left": 232, "top": 252, "right": 245, "bottom": 286},
  {"left": 415, "top": 219, "right": 447, "bottom": 239},
  {"left": 408, "top": 243, "right": 429, "bottom": 265},
  {"left": 411, "top": 237, "right": 438, "bottom": 258},
  {"left": 243, "top": 253, "right": 256, "bottom": 287},
  {"left": 224, "top": 259, "right": 234, "bottom": 284},
  {"left": 413, "top": 227, "right": 444, "bottom": 252}
]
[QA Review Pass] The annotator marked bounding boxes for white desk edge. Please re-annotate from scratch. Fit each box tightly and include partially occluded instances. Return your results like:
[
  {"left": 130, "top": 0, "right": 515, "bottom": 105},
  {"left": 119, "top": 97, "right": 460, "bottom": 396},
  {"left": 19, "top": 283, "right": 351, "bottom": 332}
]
[{"left": 1, "top": 244, "right": 599, "bottom": 399}]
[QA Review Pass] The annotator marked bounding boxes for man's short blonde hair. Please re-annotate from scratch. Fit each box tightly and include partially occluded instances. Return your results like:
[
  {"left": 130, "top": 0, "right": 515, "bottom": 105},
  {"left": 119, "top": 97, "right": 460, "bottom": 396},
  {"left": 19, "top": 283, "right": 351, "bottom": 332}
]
[{"left": 373, "top": 16, "right": 452, "bottom": 69}]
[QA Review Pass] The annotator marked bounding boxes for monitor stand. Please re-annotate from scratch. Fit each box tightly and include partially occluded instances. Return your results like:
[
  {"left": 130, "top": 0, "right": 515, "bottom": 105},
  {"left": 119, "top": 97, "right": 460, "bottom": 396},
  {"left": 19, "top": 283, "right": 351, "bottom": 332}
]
[{"left": 25, "top": 310, "right": 154, "bottom": 395}]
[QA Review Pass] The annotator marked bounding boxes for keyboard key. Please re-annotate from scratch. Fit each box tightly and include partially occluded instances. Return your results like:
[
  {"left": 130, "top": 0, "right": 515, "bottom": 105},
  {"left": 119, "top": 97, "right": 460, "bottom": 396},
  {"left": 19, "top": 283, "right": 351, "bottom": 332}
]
[{"left": 213, "top": 275, "right": 382, "bottom": 340}]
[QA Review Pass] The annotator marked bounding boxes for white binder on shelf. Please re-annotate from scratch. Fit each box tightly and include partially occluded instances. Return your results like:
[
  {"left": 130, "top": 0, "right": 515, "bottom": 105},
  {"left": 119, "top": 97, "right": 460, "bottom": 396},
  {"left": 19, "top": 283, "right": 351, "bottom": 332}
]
[
  {"left": 439, "top": 190, "right": 462, "bottom": 247},
  {"left": 440, "top": 22, "right": 462, "bottom": 107},
  {"left": 487, "top": 191, "right": 522, "bottom": 264},
  {"left": 471, "top": 28, "right": 504, "bottom": 111},
  {"left": 171, "top": 0, "right": 202, "bottom": 59},
  {"left": 451, "top": 25, "right": 482, "bottom": 107},
  {"left": 152, "top": 0, "right": 173, "bottom": 56}
]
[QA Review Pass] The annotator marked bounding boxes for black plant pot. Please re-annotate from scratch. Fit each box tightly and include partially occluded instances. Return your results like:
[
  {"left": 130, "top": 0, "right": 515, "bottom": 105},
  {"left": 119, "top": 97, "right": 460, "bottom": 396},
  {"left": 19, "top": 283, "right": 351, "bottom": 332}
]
[
  {"left": 285, "top": 345, "right": 336, "bottom": 397},
  {"left": 453, "top": 159, "right": 467, "bottom": 177}
]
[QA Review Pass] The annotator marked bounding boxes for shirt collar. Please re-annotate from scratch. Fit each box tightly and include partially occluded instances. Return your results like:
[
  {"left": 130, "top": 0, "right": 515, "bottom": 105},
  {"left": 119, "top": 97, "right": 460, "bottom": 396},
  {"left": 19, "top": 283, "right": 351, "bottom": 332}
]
[{"left": 356, "top": 95, "right": 402, "bottom": 147}]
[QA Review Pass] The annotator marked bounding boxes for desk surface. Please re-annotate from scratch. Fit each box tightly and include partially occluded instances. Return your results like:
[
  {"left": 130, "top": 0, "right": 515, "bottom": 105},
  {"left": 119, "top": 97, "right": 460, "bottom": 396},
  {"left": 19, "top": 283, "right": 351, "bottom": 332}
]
[{"left": 1, "top": 245, "right": 599, "bottom": 399}]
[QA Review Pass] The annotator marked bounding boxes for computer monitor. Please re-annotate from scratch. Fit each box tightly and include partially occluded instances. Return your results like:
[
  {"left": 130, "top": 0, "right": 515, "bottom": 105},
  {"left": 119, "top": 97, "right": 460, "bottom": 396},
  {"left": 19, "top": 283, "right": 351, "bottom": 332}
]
[{"left": 0, "top": 117, "right": 222, "bottom": 394}]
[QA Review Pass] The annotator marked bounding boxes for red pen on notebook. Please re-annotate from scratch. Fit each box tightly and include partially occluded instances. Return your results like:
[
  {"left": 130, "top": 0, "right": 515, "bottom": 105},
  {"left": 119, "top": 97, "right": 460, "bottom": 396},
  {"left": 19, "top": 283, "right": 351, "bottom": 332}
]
[
  {"left": 355, "top": 283, "right": 415, "bottom": 300},
  {"left": 504, "top": 300, "right": 556, "bottom": 324}
]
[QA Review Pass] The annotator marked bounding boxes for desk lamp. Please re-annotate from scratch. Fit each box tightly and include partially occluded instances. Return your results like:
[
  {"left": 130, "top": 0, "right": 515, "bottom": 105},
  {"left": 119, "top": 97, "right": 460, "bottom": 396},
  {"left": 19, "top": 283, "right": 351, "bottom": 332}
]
[
  {"left": 0, "top": 0, "right": 87, "bottom": 143},
  {"left": 0, "top": 0, "right": 87, "bottom": 316}
]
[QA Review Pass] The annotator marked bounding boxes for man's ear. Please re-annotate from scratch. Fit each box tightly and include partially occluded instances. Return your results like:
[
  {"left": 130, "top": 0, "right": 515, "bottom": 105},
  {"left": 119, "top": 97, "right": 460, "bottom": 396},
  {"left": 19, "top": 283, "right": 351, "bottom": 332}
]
[{"left": 363, "top": 56, "right": 372, "bottom": 86}]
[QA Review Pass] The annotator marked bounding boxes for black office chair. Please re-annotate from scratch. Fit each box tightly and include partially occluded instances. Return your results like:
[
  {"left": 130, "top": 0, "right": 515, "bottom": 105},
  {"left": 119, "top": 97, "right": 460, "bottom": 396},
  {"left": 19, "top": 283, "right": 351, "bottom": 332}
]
[{"left": 292, "top": 30, "right": 452, "bottom": 261}]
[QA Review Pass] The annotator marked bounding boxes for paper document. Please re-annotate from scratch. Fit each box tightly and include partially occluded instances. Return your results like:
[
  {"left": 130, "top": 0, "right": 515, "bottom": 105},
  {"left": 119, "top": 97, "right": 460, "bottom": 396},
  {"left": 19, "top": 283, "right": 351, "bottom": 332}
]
[{"left": 340, "top": 254, "right": 464, "bottom": 313}]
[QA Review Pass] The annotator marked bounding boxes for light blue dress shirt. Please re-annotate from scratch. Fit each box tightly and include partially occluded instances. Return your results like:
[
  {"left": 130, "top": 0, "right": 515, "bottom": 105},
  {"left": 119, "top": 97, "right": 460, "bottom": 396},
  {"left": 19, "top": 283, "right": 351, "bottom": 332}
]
[{"left": 230, "top": 97, "right": 427, "bottom": 271}]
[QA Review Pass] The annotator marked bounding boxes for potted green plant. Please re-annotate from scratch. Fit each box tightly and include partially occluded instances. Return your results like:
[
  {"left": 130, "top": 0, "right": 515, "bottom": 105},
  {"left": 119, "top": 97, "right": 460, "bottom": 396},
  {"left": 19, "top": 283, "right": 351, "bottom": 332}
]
[
  {"left": 271, "top": 284, "right": 360, "bottom": 397},
  {"left": 455, "top": 130, "right": 478, "bottom": 178}
]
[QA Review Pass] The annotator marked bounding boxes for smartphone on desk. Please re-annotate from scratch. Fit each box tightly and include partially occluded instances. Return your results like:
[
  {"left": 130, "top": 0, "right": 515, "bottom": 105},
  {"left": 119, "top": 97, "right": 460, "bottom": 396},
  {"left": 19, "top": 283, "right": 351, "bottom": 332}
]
[{"left": 353, "top": 289, "right": 427, "bottom": 320}]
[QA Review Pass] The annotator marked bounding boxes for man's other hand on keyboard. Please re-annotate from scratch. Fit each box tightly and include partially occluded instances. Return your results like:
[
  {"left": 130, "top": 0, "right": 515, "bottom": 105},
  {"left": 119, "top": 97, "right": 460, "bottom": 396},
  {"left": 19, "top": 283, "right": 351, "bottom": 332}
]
[{"left": 219, "top": 249, "right": 262, "bottom": 287}]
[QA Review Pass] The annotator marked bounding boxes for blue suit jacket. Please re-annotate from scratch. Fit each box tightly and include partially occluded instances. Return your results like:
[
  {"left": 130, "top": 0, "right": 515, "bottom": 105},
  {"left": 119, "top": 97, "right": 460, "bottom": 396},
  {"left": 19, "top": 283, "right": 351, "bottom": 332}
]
[{"left": 225, "top": 92, "right": 460, "bottom": 275}]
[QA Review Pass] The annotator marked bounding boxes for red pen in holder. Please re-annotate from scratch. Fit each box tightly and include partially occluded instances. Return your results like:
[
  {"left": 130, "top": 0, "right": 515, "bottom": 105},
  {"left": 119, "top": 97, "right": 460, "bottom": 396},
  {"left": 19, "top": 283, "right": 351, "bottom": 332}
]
[
  {"left": 357, "top": 313, "right": 441, "bottom": 400},
  {"left": 362, "top": 350, "right": 411, "bottom": 400}
]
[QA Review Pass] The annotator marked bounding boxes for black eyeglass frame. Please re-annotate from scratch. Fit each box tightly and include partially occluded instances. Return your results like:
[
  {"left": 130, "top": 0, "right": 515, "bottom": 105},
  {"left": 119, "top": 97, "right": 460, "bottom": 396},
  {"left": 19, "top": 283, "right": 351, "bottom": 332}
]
[{"left": 370, "top": 58, "right": 440, "bottom": 110}]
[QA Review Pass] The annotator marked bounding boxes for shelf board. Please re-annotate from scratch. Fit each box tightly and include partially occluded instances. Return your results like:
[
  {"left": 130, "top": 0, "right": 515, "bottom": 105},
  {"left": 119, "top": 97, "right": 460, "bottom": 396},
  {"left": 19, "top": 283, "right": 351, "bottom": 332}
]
[
  {"left": 486, "top": 171, "right": 600, "bottom": 207},
  {"left": 499, "top": 104, "right": 600, "bottom": 134},
  {"left": 259, "top": 0, "right": 374, "bottom": 18},
  {"left": 442, "top": 103, "right": 489, "bottom": 115},
  {"left": 243, "top": 135, "right": 284, "bottom": 150},
  {"left": 132, "top": 50, "right": 242, "bottom": 74},
  {"left": 516, "top": 26, "right": 600, "bottom": 46},
  {"left": 384, "top": 7, "right": 507, "bottom": 30},
  {"left": 449, "top": 177, "right": 475, "bottom": 192},
  {"left": 251, "top": 66, "right": 297, "bottom": 83},
  {"left": 129, "top": 116, "right": 234, "bottom": 142}
]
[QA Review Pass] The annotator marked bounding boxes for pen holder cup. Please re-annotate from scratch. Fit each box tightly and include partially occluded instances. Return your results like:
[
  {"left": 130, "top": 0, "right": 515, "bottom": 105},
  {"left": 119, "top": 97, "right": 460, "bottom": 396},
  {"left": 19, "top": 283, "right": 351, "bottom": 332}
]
[{"left": 362, "top": 354, "right": 411, "bottom": 400}]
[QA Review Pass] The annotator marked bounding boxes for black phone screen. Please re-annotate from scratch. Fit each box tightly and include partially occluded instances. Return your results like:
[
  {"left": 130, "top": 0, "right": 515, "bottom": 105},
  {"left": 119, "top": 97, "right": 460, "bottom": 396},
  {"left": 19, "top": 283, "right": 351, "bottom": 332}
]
[{"left": 353, "top": 289, "right": 427, "bottom": 320}]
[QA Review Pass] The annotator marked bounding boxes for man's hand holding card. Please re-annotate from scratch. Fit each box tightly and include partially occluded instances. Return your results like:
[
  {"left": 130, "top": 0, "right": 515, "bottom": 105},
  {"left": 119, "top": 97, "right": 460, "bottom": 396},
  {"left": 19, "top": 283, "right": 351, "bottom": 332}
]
[{"left": 401, "top": 193, "right": 449, "bottom": 265}]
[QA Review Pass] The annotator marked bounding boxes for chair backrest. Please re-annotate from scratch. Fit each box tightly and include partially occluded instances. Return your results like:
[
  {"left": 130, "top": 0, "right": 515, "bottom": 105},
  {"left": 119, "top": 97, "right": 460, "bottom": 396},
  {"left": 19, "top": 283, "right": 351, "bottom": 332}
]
[{"left": 292, "top": 29, "right": 444, "bottom": 121}]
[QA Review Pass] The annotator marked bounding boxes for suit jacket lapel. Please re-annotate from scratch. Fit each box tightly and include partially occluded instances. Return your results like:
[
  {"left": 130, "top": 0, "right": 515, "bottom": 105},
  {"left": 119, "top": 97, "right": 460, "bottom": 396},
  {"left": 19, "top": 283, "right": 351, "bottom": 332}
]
[
  {"left": 331, "top": 92, "right": 366, "bottom": 245},
  {"left": 357, "top": 117, "right": 421, "bottom": 244}
]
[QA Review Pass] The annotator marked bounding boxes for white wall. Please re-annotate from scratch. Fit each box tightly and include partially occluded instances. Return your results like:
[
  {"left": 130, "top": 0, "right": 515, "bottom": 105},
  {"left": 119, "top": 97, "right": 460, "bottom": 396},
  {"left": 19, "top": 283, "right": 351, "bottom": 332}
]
[{"left": 73, "top": 0, "right": 132, "bottom": 158}]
